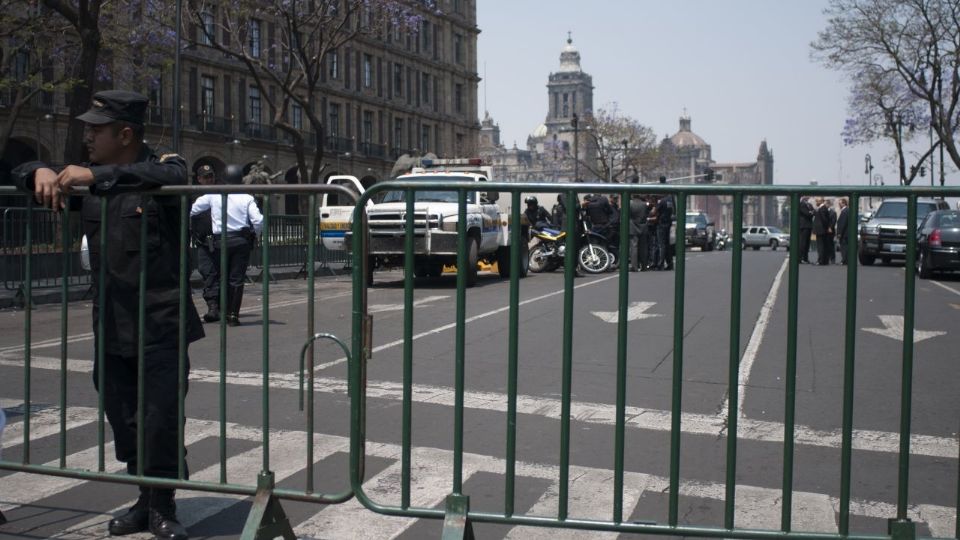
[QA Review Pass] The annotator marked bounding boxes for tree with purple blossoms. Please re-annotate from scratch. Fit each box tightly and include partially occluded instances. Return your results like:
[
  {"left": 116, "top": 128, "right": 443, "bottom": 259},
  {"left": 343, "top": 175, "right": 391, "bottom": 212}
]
[
  {"left": 812, "top": 0, "right": 960, "bottom": 185},
  {"left": 187, "top": 0, "right": 430, "bottom": 212}
]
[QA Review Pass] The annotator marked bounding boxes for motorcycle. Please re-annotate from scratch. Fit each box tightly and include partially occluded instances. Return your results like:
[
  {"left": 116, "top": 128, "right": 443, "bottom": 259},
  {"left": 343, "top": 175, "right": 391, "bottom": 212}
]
[
  {"left": 527, "top": 219, "right": 612, "bottom": 274},
  {"left": 714, "top": 228, "right": 729, "bottom": 251}
]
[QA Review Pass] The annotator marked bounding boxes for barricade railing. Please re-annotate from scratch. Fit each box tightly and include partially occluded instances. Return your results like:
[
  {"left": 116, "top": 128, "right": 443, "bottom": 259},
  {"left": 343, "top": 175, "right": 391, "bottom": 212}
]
[
  {"left": 1, "top": 206, "right": 90, "bottom": 293},
  {"left": 0, "top": 183, "right": 361, "bottom": 539},
  {"left": 348, "top": 181, "right": 960, "bottom": 540}
]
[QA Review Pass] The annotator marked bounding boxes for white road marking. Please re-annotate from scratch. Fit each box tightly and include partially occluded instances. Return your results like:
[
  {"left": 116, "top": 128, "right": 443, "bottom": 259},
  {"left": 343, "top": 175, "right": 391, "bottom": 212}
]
[
  {"left": 2, "top": 355, "right": 955, "bottom": 459},
  {"left": 590, "top": 301, "right": 661, "bottom": 323},
  {"left": 313, "top": 274, "right": 620, "bottom": 371},
  {"left": 861, "top": 315, "right": 947, "bottom": 343},
  {"left": 369, "top": 295, "right": 448, "bottom": 313},
  {"left": 1, "top": 404, "right": 99, "bottom": 450},
  {"left": 729, "top": 257, "right": 789, "bottom": 420},
  {"left": 929, "top": 279, "right": 960, "bottom": 298}
]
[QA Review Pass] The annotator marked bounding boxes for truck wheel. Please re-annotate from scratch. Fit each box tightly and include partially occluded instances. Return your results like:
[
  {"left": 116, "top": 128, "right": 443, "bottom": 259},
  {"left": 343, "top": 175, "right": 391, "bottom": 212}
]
[
  {"left": 858, "top": 250, "right": 875, "bottom": 266},
  {"left": 770, "top": 239, "right": 779, "bottom": 251},
  {"left": 466, "top": 239, "right": 479, "bottom": 287}
]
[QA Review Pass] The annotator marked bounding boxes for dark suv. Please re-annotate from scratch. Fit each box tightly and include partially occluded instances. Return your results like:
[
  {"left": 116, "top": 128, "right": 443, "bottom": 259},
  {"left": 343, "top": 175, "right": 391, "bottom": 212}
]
[
  {"left": 858, "top": 198, "right": 949, "bottom": 265},
  {"left": 684, "top": 211, "right": 717, "bottom": 251}
]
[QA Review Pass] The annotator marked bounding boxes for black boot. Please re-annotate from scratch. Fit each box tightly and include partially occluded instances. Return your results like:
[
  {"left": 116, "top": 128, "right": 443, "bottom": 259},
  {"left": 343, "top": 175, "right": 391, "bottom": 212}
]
[
  {"left": 108, "top": 487, "right": 150, "bottom": 535},
  {"left": 149, "top": 489, "right": 188, "bottom": 540},
  {"left": 226, "top": 285, "right": 243, "bottom": 326},
  {"left": 202, "top": 300, "right": 220, "bottom": 323}
]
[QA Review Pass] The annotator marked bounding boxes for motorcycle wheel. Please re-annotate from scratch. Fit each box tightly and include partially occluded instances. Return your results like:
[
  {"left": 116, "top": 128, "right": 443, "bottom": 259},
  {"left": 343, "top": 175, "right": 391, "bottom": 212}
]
[
  {"left": 528, "top": 245, "right": 552, "bottom": 273},
  {"left": 578, "top": 244, "right": 611, "bottom": 274}
]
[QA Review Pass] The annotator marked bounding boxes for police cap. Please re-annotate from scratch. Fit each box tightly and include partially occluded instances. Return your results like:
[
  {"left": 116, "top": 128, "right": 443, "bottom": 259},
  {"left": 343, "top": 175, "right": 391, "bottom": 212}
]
[{"left": 76, "top": 90, "right": 149, "bottom": 126}]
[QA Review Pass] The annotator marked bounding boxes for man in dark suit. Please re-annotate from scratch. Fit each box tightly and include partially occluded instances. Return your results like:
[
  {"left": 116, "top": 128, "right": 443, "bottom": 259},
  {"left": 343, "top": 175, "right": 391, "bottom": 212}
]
[
  {"left": 813, "top": 198, "right": 834, "bottom": 265},
  {"left": 836, "top": 198, "right": 850, "bottom": 265},
  {"left": 628, "top": 194, "right": 650, "bottom": 271},
  {"left": 798, "top": 196, "right": 814, "bottom": 264},
  {"left": 827, "top": 199, "right": 838, "bottom": 264}
]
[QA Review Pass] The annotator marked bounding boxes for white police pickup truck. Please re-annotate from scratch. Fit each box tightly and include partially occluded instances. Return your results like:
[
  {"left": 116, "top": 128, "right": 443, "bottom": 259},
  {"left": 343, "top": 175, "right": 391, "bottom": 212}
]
[{"left": 359, "top": 159, "right": 528, "bottom": 287}]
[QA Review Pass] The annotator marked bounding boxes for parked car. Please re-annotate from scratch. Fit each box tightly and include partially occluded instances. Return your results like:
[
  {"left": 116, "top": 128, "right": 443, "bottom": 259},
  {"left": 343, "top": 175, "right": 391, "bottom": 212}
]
[
  {"left": 916, "top": 209, "right": 960, "bottom": 278},
  {"left": 741, "top": 225, "right": 790, "bottom": 250},
  {"left": 858, "top": 198, "right": 949, "bottom": 265},
  {"left": 684, "top": 211, "right": 717, "bottom": 251}
]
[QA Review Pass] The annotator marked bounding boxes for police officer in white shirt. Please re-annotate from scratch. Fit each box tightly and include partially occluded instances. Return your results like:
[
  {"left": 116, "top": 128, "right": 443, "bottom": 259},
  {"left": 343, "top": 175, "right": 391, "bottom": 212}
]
[{"left": 190, "top": 175, "right": 263, "bottom": 326}]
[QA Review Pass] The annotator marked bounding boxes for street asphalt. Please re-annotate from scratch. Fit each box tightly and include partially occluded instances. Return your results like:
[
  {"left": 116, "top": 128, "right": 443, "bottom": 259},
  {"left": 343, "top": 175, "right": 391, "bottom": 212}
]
[{"left": 0, "top": 247, "right": 957, "bottom": 539}]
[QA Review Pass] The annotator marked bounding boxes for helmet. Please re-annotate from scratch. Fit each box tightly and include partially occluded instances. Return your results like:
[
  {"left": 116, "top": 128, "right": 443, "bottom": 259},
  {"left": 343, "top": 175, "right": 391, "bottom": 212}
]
[{"left": 525, "top": 196, "right": 538, "bottom": 205}]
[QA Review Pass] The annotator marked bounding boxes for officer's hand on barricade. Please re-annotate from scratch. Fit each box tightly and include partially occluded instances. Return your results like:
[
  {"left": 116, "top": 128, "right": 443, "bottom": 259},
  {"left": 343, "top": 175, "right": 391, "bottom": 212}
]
[
  {"left": 34, "top": 168, "right": 62, "bottom": 210},
  {"left": 57, "top": 165, "right": 95, "bottom": 193}
]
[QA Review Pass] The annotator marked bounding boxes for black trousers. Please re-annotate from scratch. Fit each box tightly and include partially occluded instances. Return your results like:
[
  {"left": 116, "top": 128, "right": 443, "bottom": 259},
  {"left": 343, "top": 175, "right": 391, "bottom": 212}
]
[
  {"left": 212, "top": 237, "right": 253, "bottom": 289},
  {"left": 817, "top": 234, "right": 834, "bottom": 265},
  {"left": 195, "top": 244, "right": 219, "bottom": 304},
  {"left": 629, "top": 232, "right": 649, "bottom": 269},
  {"left": 799, "top": 228, "right": 812, "bottom": 262},
  {"left": 838, "top": 235, "right": 848, "bottom": 264},
  {"left": 655, "top": 226, "right": 672, "bottom": 268},
  {"left": 93, "top": 347, "right": 190, "bottom": 479}
]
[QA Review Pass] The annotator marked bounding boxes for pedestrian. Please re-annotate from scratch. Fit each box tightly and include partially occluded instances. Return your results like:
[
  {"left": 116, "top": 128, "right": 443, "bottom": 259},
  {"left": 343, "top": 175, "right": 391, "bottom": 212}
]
[
  {"left": 551, "top": 194, "right": 566, "bottom": 230},
  {"left": 524, "top": 195, "right": 553, "bottom": 229},
  {"left": 628, "top": 194, "right": 650, "bottom": 271},
  {"left": 836, "top": 198, "right": 850, "bottom": 265},
  {"left": 190, "top": 175, "right": 263, "bottom": 326},
  {"left": 583, "top": 192, "right": 613, "bottom": 235},
  {"left": 813, "top": 197, "right": 834, "bottom": 265},
  {"left": 798, "top": 196, "right": 814, "bottom": 264},
  {"left": 191, "top": 165, "right": 219, "bottom": 322},
  {"left": 827, "top": 199, "right": 838, "bottom": 264},
  {"left": 13, "top": 90, "right": 202, "bottom": 540},
  {"left": 655, "top": 176, "right": 675, "bottom": 270}
]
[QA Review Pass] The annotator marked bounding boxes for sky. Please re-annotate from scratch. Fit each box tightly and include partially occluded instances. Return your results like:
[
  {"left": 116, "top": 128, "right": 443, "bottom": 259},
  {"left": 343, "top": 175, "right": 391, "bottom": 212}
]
[{"left": 476, "top": 0, "right": 945, "bottom": 186}]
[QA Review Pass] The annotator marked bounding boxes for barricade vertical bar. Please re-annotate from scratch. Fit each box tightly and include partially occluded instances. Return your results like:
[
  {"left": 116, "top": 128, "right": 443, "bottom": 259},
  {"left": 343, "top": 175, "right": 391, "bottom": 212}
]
[
  {"left": 97, "top": 198, "right": 107, "bottom": 471},
  {"left": 402, "top": 189, "right": 415, "bottom": 509},
  {"left": 896, "top": 193, "right": 918, "bottom": 521},
  {"left": 177, "top": 194, "right": 188, "bottom": 480},
  {"left": 306, "top": 194, "right": 317, "bottom": 492},
  {"left": 261, "top": 196, "right": 271, "bottom": 472},
  {"left": 219, "top": 193, "right": 228, "bottom": 483},
  {"left": 668, "top": 192, "right": 687, "bottom": 527},
  {"left": 838, "top": 194, "right": 860, "bottom": 535},
  {"left": 724, "top": 192, "right": 744, "bottom": 529},
  {"left": 559, "top": 188, "right": 577, "bottom": 521},
  {"left": 613, "top": 189, "right": 630, "bottom": 523},
  {"left": 453, "top": 188, "right": 468, "bottom": 495},
  {"left": 136, "top": 195, "right": 148, "bottom": 477},
  {"left": 59, "top": 208, "right": 70, "bottom": 467},
  {"left": 781, "top": 192, "right": 801, "bottom": 531},
  {"left": 22, "top": 198, "right": 33, "bottom": 463},
  {"left": 504, "top": 190, "right": 521, "bottom": 517}
]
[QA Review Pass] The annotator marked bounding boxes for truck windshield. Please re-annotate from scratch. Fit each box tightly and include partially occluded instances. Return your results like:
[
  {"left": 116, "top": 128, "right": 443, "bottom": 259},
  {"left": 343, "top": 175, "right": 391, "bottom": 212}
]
[
  {"left": 379, "top": 175, "right": 477, "bottom": 204},
  {"left": 874, "top": 202, "right": 938, "bottom": 219}
]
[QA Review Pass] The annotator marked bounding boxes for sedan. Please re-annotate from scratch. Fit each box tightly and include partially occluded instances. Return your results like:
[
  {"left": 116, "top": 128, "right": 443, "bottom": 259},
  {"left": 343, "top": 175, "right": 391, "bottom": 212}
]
[{"left": 916, "top": 210, "right": 960, "bottom": 278}]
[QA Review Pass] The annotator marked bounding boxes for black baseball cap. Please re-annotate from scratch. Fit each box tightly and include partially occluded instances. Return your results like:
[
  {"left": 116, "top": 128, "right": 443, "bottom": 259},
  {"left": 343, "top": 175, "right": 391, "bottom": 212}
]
[{"left": 76, "top": 90, "right": 148, "bottom": 126}]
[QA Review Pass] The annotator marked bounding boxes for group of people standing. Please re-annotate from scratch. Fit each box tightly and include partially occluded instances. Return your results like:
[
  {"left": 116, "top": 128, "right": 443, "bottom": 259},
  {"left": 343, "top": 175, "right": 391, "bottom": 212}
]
[{"left": 798, "top": 196, "right": 851, "bottom": 265}]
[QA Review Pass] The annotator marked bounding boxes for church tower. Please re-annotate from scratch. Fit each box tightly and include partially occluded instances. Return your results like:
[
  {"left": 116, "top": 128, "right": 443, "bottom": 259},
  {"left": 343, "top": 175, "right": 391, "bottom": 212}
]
[{"left": 545, "top": 34, "right": 594, "bottom": 133}]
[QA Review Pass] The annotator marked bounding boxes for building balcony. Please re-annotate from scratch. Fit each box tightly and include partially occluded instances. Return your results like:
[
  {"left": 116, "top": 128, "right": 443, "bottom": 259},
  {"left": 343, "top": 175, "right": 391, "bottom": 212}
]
[
  {"left": 358, "top": 141, "right": 386, "bottom": 159},
  {"left": 326, "top": 136, "right": 354, "bottom": 154}
]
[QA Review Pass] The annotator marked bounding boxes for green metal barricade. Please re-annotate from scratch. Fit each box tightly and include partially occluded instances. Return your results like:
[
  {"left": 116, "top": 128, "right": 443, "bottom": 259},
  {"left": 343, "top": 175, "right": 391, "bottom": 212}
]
[
  {"left": 0, "top": 184, "right": 359, "bottom": 539},
  {"left": 348, "top": 181, "right": 960, "bottom": 540}
]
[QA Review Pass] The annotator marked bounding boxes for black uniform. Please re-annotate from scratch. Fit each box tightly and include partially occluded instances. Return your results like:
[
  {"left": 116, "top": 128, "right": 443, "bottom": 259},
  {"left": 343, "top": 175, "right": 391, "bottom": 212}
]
[
  {"left": 13, "top": 148, "right": 203, "bottom": 482},
  {"left": 798, "top": 198, "right": 815, "bottom": 263},
  {"left": 628, "top": 197, "right": 650, "bottom": 270},
  {"left": 524, "top": 205, "right": 553, "bottom": 230},
  {"left": 836, "top": 205, "right": 850, "bottom": 265},
  {"left": 653, "top": 195, "right": 675, "bottom": 269},
  {"left": 191, "top": 210, "right": 218, "bottom": 306}
]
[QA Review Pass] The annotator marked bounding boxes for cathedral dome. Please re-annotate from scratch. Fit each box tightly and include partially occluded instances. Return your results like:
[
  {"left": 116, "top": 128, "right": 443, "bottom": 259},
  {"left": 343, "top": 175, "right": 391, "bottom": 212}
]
[
  {"left": 669, "top": 115, "right": 708, "bottom": 148},
  {"left": 558, "top": 35, "right": 582, "bottom": 73}
]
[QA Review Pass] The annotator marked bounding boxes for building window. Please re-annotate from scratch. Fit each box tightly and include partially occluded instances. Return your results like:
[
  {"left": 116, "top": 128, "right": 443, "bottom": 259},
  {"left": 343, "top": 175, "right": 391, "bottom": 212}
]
[
  {"left": 248, "top": 19, "right": 261, "bottom": 57},
  {"left": 248, "top": 86, "right": 261, "bottom": 124},
  {"left": 327, "top": 50, "right": 339, "bottom": 79},
  {"left": 393, "top": 64, "right": 402, "bottom": 97},
  {"left": 453, "top": 0, "right": 462, "bottom": 14},
  {"left": 553, "top": 92, "right": 559, "bottom": 119},
  {"left": 363, "top": 54, "right": 372, "bottom": 88},
  {"left": 562, "top": 93, "right": 569, "bottom": 117},
  {"left": 455, "top": 133, "right": 464, "bottom": 155},
  {"left": 13, "top": 49, "right": 29, "bottom": 81},
  {"left": 421, "top": 20, "right": 430, "bottom": 52},
  {"left": 421, "top": 73, "right": 430, "bottom": 105},
  {"left": 454, "top": 33, "right": 463, "bottom": 64},
  {"left": 201, "top": 75, "right": 215, "bottom": 119},
  {"left": 362, "top": 111, "right": 373, "bottom": 143},
  {"left": 454, "top": 83, "right": 463, "bottom": 114},
  {"left": 328, "top": 103, "right": 340, "bottom": 138},
  {"left": 292, "top": 102, "right": 303, "bottom": 131},
  {"left": 421, "top": 124, "right": 430, "bottom": 152},
  {"left": 394, "top": 117, "right": 403, "bottom": 149},
  {"left": 200, "top": 9, "right": 215, "bottom": 46}
]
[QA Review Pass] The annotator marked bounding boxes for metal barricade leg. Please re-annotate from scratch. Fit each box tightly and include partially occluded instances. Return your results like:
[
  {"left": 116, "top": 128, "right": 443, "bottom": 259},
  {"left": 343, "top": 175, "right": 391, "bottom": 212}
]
[
  {"left": 441, "top": 494, "right": 475, "bottom": 540},
  {"left": 240, "top": 472, "right": 296, "bottom": 540}
]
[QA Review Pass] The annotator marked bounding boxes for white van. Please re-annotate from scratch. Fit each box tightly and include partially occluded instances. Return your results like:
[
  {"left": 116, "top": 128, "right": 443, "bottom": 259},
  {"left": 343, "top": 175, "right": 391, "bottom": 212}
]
[{"left": 320, "top": 175, "right": 372, "bottom": 251}]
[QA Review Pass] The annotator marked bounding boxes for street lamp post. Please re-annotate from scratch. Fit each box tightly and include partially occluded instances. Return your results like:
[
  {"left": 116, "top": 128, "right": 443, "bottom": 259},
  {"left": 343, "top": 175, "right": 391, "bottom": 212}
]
[
  {"left": 572, "top": 113, "right": 579, "bottom": 183},
  {"left": 173, "top": 0, "right": 182, "bottom": 155}
]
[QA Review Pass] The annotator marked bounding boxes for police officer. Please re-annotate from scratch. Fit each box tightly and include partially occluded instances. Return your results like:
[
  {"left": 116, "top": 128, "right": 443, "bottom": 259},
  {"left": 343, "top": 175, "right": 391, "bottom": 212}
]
[
  {"left": 653, "top": 176, "right": 675, "bottom": 270},
  {"left": 190, "top": 175, "right": 263, "bottom": 326},
  {"left": 191, "top": 165, "right": 219, "bottom": 321},
  {"left": 14, "top": 90, "right": 201, "bottom": 539},
  {"left": 524, "top": 195, "right": 553, "bottom": 229}
]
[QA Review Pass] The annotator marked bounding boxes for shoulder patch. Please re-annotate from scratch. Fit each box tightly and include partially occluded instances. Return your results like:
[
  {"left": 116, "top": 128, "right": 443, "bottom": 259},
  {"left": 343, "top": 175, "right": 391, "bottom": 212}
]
[{"left": 159, "top": 153, "right": 182, "bottom": 163}]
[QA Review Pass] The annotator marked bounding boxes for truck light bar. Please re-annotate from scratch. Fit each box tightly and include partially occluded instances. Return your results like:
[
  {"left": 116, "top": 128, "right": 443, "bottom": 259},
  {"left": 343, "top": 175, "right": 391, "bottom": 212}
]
[{"left": 421, "top": 158, "right": 483, "bottom": 167}]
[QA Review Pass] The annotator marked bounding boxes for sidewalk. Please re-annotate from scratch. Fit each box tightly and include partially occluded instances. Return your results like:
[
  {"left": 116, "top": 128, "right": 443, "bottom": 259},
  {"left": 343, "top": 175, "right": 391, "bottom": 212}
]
[{"left": 0, "top": 263, "right": 352, "bottom": 310}]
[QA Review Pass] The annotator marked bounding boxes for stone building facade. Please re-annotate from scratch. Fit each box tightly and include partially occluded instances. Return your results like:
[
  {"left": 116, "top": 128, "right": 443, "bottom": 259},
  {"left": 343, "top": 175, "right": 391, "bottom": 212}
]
[{"left": 0, "top": 0, "right": 480, "bottom": 213}]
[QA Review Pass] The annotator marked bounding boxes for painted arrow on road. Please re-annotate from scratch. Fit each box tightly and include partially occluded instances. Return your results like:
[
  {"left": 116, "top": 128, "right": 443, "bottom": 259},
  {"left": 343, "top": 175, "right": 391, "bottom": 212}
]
[
  {"left": 369, "top": 295, "right": 448, "bottom": 313},
  {"left": 591, "top": 301, "right": 662, "bottom": 323},
  {"left": 862, "top": 315, "right": 946, "bottom": 343}
]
